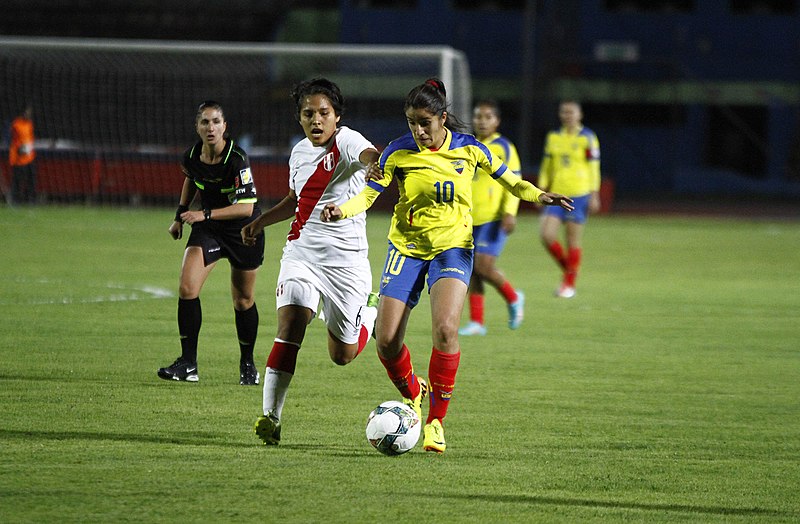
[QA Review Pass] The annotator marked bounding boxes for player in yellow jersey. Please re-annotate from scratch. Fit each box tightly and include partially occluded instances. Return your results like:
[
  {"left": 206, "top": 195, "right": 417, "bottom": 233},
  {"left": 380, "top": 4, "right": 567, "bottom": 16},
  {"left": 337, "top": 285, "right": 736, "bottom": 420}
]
[
  {"left": 537, "top": 100, "right": 601, "bottom": 298},
  {"left": 459, "top": 99, "right": 525, "bottom": 337},
  {"left": 322, "top": 79, "right": 572, "bottom": 453}
]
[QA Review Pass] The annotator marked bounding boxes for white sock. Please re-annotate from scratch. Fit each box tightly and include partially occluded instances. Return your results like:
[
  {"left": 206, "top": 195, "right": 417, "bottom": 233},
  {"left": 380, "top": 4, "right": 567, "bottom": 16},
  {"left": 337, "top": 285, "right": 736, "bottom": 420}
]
[
  {"left": 263, "top": 367, "right": 293, "bottom": 419},
  {"left": 361, "top": 304, "right": 378, "bottom": 340}
]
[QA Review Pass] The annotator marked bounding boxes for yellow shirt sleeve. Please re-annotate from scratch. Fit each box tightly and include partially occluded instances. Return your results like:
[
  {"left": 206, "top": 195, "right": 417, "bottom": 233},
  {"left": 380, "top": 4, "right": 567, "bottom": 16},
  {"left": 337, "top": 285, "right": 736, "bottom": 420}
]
[
  {"left": 494, "top": 170, "right": 544, "bottom": 204},
  {"left": 338, "top": 185, "right": 382, "bottom": 219}
]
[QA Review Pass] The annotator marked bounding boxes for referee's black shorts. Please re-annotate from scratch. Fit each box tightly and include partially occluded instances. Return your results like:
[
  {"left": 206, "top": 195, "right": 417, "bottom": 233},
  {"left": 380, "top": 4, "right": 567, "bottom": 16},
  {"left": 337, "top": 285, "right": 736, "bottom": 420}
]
[{"left": 186, "top": 211, "right": 264, "bottom": 270}]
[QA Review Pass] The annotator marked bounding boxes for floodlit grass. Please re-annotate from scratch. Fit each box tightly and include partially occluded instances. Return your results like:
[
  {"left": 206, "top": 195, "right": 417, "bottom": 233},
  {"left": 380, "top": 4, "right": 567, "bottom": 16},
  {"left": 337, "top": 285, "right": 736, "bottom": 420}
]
[{"left": 1, "top": 206, "right": 798, "bottom": 523}]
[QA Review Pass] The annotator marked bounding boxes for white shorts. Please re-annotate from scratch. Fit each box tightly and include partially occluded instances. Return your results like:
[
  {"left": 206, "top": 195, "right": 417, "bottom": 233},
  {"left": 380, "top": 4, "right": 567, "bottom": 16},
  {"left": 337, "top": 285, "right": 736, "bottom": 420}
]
[{"left": 276, "top": 256, "right": 372, "bottom": 345}]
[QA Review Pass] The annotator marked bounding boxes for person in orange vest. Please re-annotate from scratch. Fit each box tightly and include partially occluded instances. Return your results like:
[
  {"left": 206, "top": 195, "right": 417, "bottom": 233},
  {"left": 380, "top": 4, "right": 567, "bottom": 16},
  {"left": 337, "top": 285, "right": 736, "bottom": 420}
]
[{"left": 9, "top": 105, "right": 37, "bottom": 204}]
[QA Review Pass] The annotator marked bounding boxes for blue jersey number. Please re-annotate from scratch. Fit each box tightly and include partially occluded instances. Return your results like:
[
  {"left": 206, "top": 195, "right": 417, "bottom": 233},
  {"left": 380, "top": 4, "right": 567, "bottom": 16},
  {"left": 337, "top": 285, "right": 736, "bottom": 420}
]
[{"left": 434, "top": 180, "right": 455, "bottom": 203}]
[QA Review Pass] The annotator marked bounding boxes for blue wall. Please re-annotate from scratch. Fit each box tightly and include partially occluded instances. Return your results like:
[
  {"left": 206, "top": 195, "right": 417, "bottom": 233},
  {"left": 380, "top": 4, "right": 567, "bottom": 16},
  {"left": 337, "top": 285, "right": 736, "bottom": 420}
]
[{"left": 339, "top": 0, "right": 800, "bottom": 197}]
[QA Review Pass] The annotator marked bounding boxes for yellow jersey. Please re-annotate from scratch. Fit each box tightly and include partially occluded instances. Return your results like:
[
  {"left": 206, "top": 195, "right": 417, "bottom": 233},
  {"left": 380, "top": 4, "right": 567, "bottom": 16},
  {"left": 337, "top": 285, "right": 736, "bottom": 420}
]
[
  {"left": 339, "top": 129, "right": 545, "bottom": 260},
  {"left": 471, "top": 132, "right": 521, "bottom": 226},
  {"left": 538, "top": 126, "right": 600, "bottom": 197}
]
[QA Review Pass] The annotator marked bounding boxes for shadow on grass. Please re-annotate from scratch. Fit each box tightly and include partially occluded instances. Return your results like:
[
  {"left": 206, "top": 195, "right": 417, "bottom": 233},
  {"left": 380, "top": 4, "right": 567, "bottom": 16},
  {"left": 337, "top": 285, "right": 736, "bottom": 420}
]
[
  {"left": 0, "top": 428, "right": 253, "bottom": 448},
  {"left": 423, "top": 492, "right": 785, "bottom": 518},
  {"left": 0, "top": 429, "right": 379, "bottom": 456}
]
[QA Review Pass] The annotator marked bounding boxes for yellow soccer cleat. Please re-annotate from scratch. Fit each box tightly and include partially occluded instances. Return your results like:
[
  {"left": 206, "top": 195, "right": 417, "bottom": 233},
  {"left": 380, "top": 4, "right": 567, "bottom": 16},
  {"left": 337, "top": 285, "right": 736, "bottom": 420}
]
[
  {"left": 402, "top": 377, "right": 428, "bottom": 422},
  {"left": 254, "top": 412, "right": 281, "bottom": 446},
  {"left": 423, "top": 418, "right": 446, "bottom": 453}
]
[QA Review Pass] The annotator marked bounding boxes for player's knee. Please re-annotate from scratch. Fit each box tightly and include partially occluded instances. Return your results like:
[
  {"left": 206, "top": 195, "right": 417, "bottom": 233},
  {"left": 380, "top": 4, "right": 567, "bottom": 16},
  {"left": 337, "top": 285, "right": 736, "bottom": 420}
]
[
  {"left": 178, "top": 283, "right": 199, "bottom": 299},
  {"left": 474, "top": 261, "right": 493, "bottom": 278},
  {"left": 233, "top": 295, "right": 255, "bottom": 310},
  {"left": 329, "top": 347, "right": 356, "bottom": 366},
  {"left": 331, "top": 354, "right": 353, "bottom": 366},
  {"left": 433, "top": 320, "right": 459, "bottom": 348},
  {"left": 375, "top": 333, "right": 402, "bottom": 355}
]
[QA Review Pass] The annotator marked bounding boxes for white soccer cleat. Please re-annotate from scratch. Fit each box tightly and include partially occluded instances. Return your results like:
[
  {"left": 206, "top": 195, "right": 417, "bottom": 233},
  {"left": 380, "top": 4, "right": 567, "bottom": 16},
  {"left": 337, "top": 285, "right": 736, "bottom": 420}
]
[
  {"left": 507, "top": 290, "right": 525, "bottom": 330},
  {"left": 556, "top": 285, "right": 576, "bottom": 298},
  {"left": 458, "top": 321, "right": 487, "bottom": 336}
]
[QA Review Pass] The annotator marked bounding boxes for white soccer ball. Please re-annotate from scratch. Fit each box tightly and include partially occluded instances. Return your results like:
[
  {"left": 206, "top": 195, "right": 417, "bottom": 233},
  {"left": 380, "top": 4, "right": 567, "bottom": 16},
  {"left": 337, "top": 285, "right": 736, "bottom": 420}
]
[{"left": 365, "top": 400, "right": 421, "bottom": 456}]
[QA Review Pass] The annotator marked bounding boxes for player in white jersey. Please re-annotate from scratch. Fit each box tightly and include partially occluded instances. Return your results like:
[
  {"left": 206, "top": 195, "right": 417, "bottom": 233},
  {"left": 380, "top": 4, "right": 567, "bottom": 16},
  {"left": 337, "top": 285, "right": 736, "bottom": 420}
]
[{"left": 241, "top": 78, "right": 380, "bottom": 445}]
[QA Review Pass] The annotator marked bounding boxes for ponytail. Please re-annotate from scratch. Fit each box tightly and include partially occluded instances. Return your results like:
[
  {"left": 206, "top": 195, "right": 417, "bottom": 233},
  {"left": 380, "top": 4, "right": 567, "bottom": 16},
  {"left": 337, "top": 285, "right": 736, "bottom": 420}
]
[{"left": 404, "top": 78, "right": 468, "bottom": 132}]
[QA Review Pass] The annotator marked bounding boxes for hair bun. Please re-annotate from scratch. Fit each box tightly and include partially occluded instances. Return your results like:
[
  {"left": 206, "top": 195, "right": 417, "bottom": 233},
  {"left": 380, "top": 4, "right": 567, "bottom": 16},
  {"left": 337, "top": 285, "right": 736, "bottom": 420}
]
[{"left": 425, "top": 78, "right": 446, "bottom": 96}]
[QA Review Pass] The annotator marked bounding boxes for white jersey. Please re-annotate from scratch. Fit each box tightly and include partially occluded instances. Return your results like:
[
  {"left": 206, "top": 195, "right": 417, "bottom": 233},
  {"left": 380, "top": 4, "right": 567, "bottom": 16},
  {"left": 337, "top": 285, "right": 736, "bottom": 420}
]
[{"left": 283, "top": 126, "right": 374, "bottom": 266}]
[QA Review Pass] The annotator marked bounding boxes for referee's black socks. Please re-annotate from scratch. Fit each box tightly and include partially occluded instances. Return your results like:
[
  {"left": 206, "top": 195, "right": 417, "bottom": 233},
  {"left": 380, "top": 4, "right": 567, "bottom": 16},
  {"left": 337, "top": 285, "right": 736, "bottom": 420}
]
[
  {"left": 178, "top": 297, "right": 201, "bottom": 364},
  {"left": 235, "top": 303, "right": 259, "bottom": 362}
]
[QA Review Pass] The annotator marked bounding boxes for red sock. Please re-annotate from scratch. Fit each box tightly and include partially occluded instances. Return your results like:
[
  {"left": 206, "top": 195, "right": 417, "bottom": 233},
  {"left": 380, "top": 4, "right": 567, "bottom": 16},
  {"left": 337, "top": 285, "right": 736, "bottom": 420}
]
[
  {"left": 498, "top": 281, "right": 518, "bottom": 304},
  {"left": 468, "top": 293, "right": 484, "bottom": 324},
  {"left": 547, "top": 241, "right": 567, "bottom": 270},
  {"left": 427, "top": 348, "right": 460, "bottom": 424},
  {"left": 378, "top": 345, "right": 420, "bottom": 400},
  {"left": 266, "top": 339, "right": 300, "bottom": 374},
  {"left": 564, "top": 247, "right": 582, "bottom": 287}
]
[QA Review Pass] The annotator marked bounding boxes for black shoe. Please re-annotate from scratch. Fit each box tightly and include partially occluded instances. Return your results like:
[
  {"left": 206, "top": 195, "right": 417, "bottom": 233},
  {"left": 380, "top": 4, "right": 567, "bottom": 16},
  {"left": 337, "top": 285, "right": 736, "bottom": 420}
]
[
  {"left": 240, "top": 359, "right": 260, "bottom": 385},
  {"left": 157, "top": 357, "right": 199, "bottom": 382}
]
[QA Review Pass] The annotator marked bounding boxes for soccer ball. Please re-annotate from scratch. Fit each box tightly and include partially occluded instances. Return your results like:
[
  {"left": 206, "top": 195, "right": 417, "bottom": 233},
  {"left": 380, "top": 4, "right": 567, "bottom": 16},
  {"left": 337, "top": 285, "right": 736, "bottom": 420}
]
[{"left": 365, "top": 400, "right": 421, "bottom": 456}]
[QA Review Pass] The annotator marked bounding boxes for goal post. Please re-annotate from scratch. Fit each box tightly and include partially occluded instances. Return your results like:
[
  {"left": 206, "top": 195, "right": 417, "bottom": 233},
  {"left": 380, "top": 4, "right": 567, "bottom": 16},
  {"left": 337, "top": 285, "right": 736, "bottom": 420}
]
[{"left": 0, "top": 37, "right": 471, "bottom": 205}]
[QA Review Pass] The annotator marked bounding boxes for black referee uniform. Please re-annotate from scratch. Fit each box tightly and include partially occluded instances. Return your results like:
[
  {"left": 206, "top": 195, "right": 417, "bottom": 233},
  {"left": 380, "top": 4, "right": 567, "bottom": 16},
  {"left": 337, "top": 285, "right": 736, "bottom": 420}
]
[{"left": 182, "top": 139, "right": 264, "bottom": 269}]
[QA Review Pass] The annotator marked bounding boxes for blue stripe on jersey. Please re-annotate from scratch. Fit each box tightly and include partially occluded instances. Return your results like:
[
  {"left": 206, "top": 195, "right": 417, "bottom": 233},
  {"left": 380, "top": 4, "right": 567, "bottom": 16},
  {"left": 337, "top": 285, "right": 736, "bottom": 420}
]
[
  {"left": 367, "top": 180, "right": 385, "bottom": 192},
  {"left": 449, "top": 132, "right": 493, "bottom": 163},
  {"left": 450, "top": 130, "right": 509, "bottom": 179},
  {"left": 493, "top": 136, "right": 512, "bottom": 163},
  {"left": 490, "top": 163, "right": 508, "bottom": 179},
  {"left": 380, "top": 133, "right": 418, "bottom": 170}
]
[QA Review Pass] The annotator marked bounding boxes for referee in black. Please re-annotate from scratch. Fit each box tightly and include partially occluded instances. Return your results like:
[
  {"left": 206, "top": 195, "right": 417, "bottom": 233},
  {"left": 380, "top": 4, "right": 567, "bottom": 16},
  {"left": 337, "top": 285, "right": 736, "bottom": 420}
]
[{"left": 158, "top": 101, "right": 264, "bottom": 385}]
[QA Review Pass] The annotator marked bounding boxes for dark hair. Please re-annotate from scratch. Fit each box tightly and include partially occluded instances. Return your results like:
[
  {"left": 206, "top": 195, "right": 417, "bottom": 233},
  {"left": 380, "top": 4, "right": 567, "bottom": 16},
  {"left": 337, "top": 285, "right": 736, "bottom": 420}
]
[
  {"left": 291, "top": 78, "right": 345, "bottom": 119},
  {"left": 474, "top": 98, "right": 501, "bottom": 119},
  {"left": 196, "top": 100, "right": 225, "bottom": 121},
  {"left": 404, "top": 78, "right": 468, "bottom": 132}
]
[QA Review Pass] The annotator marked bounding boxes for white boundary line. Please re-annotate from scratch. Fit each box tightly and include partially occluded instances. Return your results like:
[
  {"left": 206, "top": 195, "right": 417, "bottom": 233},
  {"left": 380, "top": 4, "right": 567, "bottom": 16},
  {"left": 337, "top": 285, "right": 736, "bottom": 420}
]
[{"left": 1, "top": 281, "right": 174, "bottom": 305}]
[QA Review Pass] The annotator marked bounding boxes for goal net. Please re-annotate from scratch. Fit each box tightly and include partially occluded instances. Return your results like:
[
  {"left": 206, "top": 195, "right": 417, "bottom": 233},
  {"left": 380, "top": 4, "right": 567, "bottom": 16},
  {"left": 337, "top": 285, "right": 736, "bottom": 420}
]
[{"left": 0, "top": 37, "right": 471, "bottom": 205}]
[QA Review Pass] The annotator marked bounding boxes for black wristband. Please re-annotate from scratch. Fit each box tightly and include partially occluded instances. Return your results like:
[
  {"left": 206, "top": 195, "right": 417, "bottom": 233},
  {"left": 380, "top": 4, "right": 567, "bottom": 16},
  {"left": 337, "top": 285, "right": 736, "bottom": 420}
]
[
  {"left": 203, "top": 208, "right": 212, "bottom": 221},
  {"left": 174, "top": 204, "right": 188, "bottom": 222}
]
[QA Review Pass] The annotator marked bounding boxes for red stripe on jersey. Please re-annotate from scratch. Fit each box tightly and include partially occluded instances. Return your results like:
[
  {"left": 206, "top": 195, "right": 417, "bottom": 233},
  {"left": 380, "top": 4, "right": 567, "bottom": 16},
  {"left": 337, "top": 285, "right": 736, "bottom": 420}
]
[{"left": 287, "top": 140, "right": 340, "bottom": 241}]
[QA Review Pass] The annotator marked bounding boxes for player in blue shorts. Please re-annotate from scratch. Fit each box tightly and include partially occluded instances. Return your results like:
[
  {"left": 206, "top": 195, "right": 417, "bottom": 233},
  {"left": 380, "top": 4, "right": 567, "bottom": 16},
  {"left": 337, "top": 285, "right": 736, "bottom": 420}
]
[
  {"left": 460, "top": 99, "right": 525, "bottom": 336},
  {"left": 322, "top": 79, "right": 572, "bottom": 453},
  {"left": 538, "top": 100, "right": 601, "bottom": 298}
]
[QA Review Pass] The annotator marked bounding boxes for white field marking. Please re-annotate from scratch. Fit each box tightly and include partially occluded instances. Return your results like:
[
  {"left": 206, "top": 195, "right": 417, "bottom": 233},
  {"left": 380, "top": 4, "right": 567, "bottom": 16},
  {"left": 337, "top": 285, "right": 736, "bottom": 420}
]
[{"left": 2, "top": 280, "right": 174, "bottom": 305}]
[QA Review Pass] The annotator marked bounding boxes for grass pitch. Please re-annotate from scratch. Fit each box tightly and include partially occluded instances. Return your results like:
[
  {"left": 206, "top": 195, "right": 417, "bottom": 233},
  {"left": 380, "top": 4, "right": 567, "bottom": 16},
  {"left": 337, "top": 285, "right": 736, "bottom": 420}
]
[{"left": 0, "top": 206, "right": 798, "bottom": 523}]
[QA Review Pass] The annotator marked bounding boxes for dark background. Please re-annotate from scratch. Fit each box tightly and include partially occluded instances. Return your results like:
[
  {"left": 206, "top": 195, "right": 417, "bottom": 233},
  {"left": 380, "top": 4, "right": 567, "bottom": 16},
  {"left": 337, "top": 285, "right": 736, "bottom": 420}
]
[{"left": 2, "top": 0, "right": 799, "bottom": 206}]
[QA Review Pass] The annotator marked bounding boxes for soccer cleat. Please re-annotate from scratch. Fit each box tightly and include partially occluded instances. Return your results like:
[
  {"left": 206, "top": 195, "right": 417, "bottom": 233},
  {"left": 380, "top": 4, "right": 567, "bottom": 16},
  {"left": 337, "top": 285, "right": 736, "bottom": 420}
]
[
  {"left": 423, "top": 418, "right": 446, "bottom": 453},
  {"left": 403, "top": 377, "right": 428, "bottom": 422},
  {"left": 556, "top": 285, "right": 576, "bottom": 299},
  {"left": 254, "top": 412, "right": 281, "bottom": 445},
  {"left": 367, "top": 292, "right": 380, "bottom": 308},
  {"left": 157, "top": 357, "right": 199, "bottom": 382},
  {"left": 508, "top": 290, "right": 525, "bottom": 329},
  {"left": 239, "top": 359, "right": 260, "bottom": 386},
  {"left": 458, "top": 321, "right": 487, "bottom": 336}
]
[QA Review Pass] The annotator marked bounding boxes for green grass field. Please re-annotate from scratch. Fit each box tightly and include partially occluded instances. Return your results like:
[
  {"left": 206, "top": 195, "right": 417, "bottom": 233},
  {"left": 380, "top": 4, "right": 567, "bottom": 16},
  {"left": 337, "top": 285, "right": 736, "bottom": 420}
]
[{"left": 1, "top": 206, "right": 798, "bottom": 523}]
